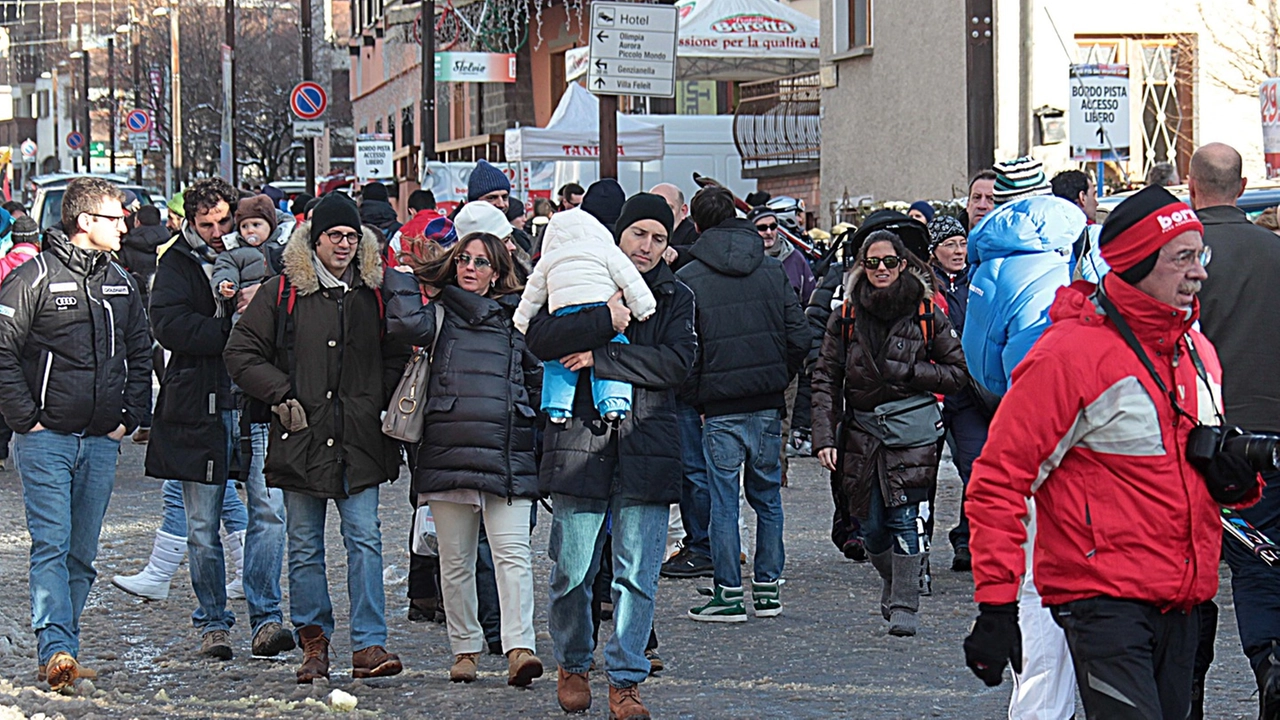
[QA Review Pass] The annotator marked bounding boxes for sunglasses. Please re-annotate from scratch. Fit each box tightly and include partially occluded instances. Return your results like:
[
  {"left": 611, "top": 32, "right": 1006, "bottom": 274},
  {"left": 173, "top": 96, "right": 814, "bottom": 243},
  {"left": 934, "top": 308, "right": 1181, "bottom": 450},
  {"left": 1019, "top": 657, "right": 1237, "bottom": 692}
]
[
  {"left": 455, "top": 253, "right": 492, "bottom": 270},
  {"left": 755, "top": 222, "right": 778, "bottom": 232},
  {"left": 862, "top": 256, "right": 903, "bottom": 269},
  {"left": 322, "top": 230, "right": 360, "bottom": 246}
]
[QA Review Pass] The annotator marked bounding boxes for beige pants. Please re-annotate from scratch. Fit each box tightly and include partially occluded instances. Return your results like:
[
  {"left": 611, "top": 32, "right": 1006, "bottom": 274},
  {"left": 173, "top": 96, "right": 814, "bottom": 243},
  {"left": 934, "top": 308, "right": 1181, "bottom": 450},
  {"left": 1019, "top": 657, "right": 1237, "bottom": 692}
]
[{"left": 432, "top": 496, "right": 536, "bottom": 656}]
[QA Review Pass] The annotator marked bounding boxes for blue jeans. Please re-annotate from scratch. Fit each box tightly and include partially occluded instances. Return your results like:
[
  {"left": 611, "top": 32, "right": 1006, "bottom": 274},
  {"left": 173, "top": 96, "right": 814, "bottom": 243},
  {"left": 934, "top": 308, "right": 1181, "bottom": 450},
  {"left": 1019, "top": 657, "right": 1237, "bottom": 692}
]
[
  {"left": 542, "top": 303, "right": 632, "bottom": 419},
  {"left": 863, "top": 479, "right": 921, "bottom": 556},
  {"left": 284, "top": 485, "right": 387, "bottom": 650},
  {"left": 159, "top": 478, "right": 248, "bottom": 537},
  {"left": 547, "top": 493, "right": 667, "bottom": 688},
  {"left": 676, "top": 401, "right": 710, "bottom": 557},
  {"left": 16, "top": 430, "right": 121, "bottom": 663},
  {"left": 702, "top": 410, "right": 785, "bottom": 588}
]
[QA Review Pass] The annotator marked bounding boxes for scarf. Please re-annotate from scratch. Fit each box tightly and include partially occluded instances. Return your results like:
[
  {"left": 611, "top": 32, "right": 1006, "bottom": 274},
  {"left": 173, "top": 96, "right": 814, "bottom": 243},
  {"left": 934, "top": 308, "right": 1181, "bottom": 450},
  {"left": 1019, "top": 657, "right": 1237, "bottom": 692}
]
[
  {"left": 182, "top": 223, "right": 226, "bottom": 317},
  {"left": 766, "top": 235, "right": 794, "bottom": 262},
  {"left": 312, "top": 251, "right": 356, "bottom": 292},
  {"left": 855, "top": 272, "right": 924, "bottom": 352}
]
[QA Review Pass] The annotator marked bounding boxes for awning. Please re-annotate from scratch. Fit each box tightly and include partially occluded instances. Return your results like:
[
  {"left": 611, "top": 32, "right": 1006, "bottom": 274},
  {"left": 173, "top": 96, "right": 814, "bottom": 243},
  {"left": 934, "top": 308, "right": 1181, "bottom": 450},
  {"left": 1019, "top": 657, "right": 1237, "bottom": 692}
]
[
  {"left": 676, "top": 0, "right": 819, "bottom": 60},
  {"left": 504, "top": 83, "right": 665, "bottom": 162}
]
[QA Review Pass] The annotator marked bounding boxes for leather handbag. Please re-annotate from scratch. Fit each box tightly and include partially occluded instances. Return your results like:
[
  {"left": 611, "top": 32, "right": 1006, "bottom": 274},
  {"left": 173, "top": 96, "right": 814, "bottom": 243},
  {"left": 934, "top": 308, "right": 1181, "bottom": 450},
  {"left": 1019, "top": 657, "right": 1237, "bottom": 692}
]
[
  {"left": 851, "top": 393, "right": 944, "bottom": 449},
  {"left": 382, "top": 303, "right": 444, "bottom": 443}
]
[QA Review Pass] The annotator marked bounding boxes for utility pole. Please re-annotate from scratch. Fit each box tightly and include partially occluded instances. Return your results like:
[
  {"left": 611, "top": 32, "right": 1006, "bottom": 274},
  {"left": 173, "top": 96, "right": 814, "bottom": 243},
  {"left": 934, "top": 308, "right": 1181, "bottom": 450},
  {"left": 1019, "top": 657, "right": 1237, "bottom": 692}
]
[
  {"left": 223, "top": 0, "right": 236, "bottom": 184},
  {"left": 108, "top": 37, "right": 116, "bottom": 174},
  {"left": 300, "top": 0, "right": 315, "bottom": 193},
  {"left": 171, "top": 1, "right": 183, "bottom": 189},
  {"left": 81, "top": 50, "right": 90, "bottom": 172},
  {"left": 599, "top": 95, "right": 618, "bottom": 179},
  {"left": 965, "top": 0, "right": 995, "bottom": 175},
  {"left": 132, "top": 12, "right": 142, "bottom": 185},
  {"left": 420, "top": 0, "right": 435, "bottom": 171},
  {"left": 1017, "top": 0, "right": 1033, "bottom": 156}
]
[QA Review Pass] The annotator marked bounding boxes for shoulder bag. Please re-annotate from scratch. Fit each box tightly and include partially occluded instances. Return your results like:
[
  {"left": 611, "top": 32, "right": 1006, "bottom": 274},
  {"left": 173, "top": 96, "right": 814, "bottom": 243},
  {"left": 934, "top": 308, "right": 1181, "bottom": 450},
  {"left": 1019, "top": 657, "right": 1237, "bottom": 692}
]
[{"left": 382, "top": 303, "right": 445, "bottom": 443}]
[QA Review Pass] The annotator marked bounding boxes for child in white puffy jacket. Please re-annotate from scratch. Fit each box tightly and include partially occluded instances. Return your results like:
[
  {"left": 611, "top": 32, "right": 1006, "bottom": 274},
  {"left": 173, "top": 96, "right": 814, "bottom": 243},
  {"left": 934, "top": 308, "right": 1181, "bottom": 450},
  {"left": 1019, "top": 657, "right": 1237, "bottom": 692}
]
[{"left": 514, "top": 208, "right": 656, "bottom": 422}]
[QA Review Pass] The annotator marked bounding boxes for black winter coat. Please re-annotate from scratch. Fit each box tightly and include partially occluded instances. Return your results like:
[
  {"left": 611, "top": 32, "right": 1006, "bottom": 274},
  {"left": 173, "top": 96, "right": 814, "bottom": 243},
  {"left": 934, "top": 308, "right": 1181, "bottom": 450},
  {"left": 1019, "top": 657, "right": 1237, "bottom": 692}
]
[
  {"left": 360, "top": 200, "right": 402, "bottom": 241},
  {"left": 525, "top": 262, "right": 696, "bottom": 504},
  {"left": 224, "top": 222, "right": 409, "bottom": 499},
  {"left": 388, "top": 282, "right": 543, "bottom": 499},
  {"left": 118, "top": 223, "right": 170, "bottom": 281},
  {"left": 676, "top": 218, "right": 809, "bottom": 417},
  {"left": 668, "top": 218, "right": 700, "bottom": 271},
  {"left": 0, "top": 229, "right": 151, "bottom": 435},
  {"left": 146, "top": 233, "right": 236, "bottom": 484},
  {"left": 810, "top": 268, "right": 969, "bottom": 517}
]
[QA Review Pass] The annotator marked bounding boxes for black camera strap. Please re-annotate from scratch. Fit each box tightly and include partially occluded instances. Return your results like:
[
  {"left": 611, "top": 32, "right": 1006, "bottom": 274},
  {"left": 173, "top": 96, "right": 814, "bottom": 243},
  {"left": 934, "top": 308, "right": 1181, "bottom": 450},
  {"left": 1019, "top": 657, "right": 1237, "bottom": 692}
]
[{"left": 1092, "top": 288, "right": 1215, "bottom": 427}]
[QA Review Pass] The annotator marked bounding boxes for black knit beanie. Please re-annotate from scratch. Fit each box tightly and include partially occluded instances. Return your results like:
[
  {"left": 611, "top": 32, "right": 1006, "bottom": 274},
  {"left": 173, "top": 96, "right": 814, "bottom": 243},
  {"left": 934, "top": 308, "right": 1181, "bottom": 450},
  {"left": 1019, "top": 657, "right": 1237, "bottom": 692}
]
[
  {"left": 309, "top": 194, "right": 362, "bottom": 246},
  {"left": 580, "top": 179, "right": 626, "bottom": 232},
  {"left": 361, "top": 182, "right": 389, "bottom": 203},
  {"left": 614, "top": 193, "right": 675, "bottom": 241}
]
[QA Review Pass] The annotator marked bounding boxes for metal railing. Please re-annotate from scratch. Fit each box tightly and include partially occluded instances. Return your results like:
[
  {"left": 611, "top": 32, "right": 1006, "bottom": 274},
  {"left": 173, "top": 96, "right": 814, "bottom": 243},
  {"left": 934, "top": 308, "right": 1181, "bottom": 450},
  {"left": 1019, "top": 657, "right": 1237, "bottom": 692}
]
[{"left": 732, "top": 72, "right": 820, "bottom": 170}]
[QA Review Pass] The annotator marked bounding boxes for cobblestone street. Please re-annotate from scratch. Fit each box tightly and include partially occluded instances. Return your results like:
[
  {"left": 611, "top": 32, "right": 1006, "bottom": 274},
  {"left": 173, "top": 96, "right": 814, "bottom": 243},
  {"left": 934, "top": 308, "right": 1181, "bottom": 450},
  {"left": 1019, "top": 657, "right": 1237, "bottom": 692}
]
[{"left": 0, "top": 441, "right": 1262, "bottom": 718}]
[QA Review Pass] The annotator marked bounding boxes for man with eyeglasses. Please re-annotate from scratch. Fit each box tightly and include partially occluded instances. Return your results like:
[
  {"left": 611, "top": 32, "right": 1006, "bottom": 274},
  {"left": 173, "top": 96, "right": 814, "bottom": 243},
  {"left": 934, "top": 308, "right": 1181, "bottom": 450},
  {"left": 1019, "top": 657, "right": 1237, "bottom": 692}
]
[
  {"left": 0, "top": 177, "right": 151, "bottom": 690},
  {"left": 147, "top": 177, "right": 293, "bottom": 663},
  {"left": 963, "top": 184, "right": 1252, "bottom": 720},
  {"left": 226, "top": 192, "right": 409, "bottom": 683},
  {"left": 1191, "top": 142, "right": 1280, "bottom": 720}
]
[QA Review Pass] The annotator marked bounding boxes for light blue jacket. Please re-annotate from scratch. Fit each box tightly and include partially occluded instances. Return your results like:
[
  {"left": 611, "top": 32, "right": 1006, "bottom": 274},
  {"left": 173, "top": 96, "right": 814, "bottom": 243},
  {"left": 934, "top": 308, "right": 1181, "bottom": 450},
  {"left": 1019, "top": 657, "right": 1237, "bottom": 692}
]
[{"left": 962, "top": 196, "right": 1085, "bottom": 396}]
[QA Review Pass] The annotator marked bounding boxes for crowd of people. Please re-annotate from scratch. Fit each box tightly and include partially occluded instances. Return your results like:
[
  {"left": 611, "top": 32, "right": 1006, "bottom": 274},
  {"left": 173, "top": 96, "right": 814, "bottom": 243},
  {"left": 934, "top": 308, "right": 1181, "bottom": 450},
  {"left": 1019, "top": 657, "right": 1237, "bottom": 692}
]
[{"left": 2, "top": 142, "right": 1279, "bottom": 720}]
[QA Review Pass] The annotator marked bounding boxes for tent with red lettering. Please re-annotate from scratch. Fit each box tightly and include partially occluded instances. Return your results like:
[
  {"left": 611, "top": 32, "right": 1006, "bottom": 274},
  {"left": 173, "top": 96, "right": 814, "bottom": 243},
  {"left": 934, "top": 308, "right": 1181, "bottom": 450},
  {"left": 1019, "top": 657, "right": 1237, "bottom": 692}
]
[
  {"left": 504, "top": 83, "right": 664, "bottom": 162},
  {"left": 675, "top": 0, "right": 818, "bottom": 80}
]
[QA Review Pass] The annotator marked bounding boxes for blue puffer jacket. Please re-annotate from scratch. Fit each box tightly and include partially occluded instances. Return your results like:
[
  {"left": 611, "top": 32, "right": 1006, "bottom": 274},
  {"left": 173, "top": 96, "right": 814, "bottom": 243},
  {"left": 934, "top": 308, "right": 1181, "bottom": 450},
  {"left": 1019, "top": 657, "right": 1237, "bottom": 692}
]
[{"left": 962, "top": 196, "right": 1084, "bottom": 396}]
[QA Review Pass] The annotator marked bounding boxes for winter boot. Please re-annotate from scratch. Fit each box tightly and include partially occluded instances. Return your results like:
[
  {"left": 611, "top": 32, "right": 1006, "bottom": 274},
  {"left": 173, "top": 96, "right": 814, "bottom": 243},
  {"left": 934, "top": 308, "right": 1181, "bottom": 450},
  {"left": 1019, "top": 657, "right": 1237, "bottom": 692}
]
[
  {"left": 112, "top": 530, "right": 187, "bottom": 601},
  {"left": 224, "top": 529, "right": 246, "bottom": 600},
  {"left": 1255, "top": 642, "right": 1280, "bottom": 720},
  {"left": 296, "top": 625, "right": 330, "bottom": 684},
  {"left": 888, "top": 552, "right": 923, "bottom": 637},
  {"left": 869, "top": 550, "right": 893, "bottom": 621},
  {"left": 609, "top": 684, "right": 650, "bottom": 720},
  {"left": 688, "top": 585, "right": 747, "bottom": 623}
]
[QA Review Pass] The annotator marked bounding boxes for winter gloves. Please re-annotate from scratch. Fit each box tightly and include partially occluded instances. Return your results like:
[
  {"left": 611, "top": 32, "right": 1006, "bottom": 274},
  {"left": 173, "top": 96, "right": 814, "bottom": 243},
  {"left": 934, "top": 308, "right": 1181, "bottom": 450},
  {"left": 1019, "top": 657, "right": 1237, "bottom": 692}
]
[
  {"left": 963, "top": 602, "right": 1022, "bottom": 687},
  {"left": 272, "top": 399, "right": 309, "bottom": 433}
]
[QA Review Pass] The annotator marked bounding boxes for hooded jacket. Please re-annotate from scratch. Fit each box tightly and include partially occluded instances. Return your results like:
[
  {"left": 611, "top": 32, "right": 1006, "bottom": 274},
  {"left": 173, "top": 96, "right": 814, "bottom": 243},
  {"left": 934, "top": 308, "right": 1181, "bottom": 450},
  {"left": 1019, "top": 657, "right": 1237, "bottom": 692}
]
[
  {"left": 145, "top": 228, "right": 237, "bottom": 484},
  {"left": 119, "top": 222, "right": 170, "bottom": 280},
  {"left": 676, "top": 218, "right": 809, "bottom": 416},
  {"left": 810, "top": 265, "right": 968, "bottom": 516},
  {"left": 525, "top": 260, "right": 696, "bottom": 504},
  {"left": 223, "top": 221, "right": 410, "bottom": 499},
  {"left": 967, "top": 275, "right": 1252, "bottom": 611},
  {"left": 360, "top": 199, "right": 402, "bottom": 242},
  {"left": 962, "top": 196, "right": 1083, "bottom": 396},
  {"left": 514, "top": 208, "right": 656, "bottom": 334},
  {"left": 0, "top": 228, "right": 152, "bottom": 436}
]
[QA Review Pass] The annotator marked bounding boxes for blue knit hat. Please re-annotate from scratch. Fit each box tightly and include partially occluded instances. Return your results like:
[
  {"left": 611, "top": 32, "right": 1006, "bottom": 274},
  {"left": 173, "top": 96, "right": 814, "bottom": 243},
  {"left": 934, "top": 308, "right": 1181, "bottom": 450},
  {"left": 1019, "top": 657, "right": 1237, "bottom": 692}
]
[
  {"left": 467, "top": 160, "right": 511, "bottom": 202},
  {"left": 908, "top": 200, "right": 935, "bottom": 223}
]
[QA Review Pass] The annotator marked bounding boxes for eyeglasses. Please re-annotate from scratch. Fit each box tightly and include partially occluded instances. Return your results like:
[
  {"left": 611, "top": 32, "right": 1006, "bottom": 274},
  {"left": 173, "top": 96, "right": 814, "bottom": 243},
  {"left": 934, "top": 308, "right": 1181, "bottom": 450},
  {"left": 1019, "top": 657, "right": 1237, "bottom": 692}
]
[
  {"left": 85, "top": 212, "right": 126, "bottom": 226},
  {"left": 755, "top": 223, "right": 778, "bottom": 233},
  {"left": 862, "top": 256, "right": 903, "bottom": 269},
  {"left": 1167, "top": 245, "right": 1212, "bottom": 269},
  {"left": 322, "top": 230, "right": 360, "bottom": 246},
  {"left": 937, "top": 240, "right": 968, "bottom": 251},
  {"left": 455, "top": 253, "right": 492, "bottom": 270}
]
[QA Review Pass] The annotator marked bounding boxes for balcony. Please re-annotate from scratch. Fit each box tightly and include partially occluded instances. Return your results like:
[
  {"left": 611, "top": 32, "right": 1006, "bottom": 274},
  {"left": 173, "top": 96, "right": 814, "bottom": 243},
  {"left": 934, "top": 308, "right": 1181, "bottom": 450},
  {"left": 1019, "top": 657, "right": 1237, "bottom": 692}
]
[{"left": 732, "top": 72, "right": 820, "bottom": 176}]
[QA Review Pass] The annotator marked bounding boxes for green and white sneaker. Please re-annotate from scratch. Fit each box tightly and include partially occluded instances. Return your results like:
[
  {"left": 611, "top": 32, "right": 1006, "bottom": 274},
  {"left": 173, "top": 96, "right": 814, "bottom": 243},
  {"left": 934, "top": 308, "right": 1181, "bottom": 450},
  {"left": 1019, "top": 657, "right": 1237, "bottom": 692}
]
[
  {"left": 688, "top": 585, "right": 747, "bottom": 623},
  {"left": 751, "top": 581, "right": 782, "bottom": 618}
]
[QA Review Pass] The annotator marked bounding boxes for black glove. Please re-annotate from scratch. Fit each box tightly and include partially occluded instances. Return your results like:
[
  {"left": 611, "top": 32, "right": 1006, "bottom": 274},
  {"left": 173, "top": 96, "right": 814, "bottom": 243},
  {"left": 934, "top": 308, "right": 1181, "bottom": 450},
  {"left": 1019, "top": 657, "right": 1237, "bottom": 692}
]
[
  {"left": 1196, "top": 450, "right": 1258, "bottom": 505},
  {"left": 963, "top": 602, "right": 1022, "bottom": 687}
]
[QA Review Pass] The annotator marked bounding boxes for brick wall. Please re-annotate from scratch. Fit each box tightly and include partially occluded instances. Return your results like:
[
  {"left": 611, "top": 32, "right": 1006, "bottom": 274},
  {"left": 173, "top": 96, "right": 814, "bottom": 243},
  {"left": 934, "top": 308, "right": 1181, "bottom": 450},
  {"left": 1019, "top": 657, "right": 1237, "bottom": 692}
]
[{"left": 757, "top": 170, "right": 821, "bottom": 226}]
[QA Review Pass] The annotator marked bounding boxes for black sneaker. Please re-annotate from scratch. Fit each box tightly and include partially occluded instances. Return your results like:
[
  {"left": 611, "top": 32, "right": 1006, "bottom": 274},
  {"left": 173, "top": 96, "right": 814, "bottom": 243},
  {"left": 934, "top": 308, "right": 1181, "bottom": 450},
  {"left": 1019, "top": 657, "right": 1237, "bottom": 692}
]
[
  {"left": 660, "top": 548, "right": 714, "bottom": 579},
  {"left": 951, "top": 547, "right": 972, "bottom": 572}
]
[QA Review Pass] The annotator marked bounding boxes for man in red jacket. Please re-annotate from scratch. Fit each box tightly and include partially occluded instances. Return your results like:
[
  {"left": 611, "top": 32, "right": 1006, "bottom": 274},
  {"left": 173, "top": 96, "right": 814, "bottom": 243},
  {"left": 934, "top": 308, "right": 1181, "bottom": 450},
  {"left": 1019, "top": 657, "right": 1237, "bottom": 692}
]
[{"left": 962, "top": 185, "right": 1261, "bottom": 719}]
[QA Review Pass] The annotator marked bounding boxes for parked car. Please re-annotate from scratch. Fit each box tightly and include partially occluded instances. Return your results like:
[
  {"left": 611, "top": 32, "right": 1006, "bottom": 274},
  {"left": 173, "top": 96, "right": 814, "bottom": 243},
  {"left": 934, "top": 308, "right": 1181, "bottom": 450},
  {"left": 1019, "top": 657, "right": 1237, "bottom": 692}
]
[
  {"left": 1097, "top": 181, "right": 1280, "bottom": 220},
  {"left": 28, "top": 173, "right": 157, "bottom": 230}
]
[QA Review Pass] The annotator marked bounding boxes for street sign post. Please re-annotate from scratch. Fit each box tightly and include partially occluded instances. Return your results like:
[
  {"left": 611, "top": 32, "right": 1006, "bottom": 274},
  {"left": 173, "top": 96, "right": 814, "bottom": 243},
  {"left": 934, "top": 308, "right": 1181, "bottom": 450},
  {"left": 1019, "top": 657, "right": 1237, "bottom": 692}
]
[
  {"left": 19, "top": 139, "right": 36, "bottom": 161},
  {"left": 292, "top": 120, "right": 326, "bottom": 139},
  {"left": 66, "top": 132, "right": 84, "bottom": 151},
  {"left": 125, "top": 109, "right": 153, "bottom": 134},
  {"left": 129, "top": 133, "right": 149, "bottom": 150},
  {"left": 290, "top": 82, "right": 328, "bottom": 121},
  {"left": 1069, "top": 64, "right": 1130, "bottom": 162},
  {"left": 355, "top": 133, "right": 394, "bottom": 182},
  {"left": 587, "top": 2, "right": 678, "bottom": 98}
]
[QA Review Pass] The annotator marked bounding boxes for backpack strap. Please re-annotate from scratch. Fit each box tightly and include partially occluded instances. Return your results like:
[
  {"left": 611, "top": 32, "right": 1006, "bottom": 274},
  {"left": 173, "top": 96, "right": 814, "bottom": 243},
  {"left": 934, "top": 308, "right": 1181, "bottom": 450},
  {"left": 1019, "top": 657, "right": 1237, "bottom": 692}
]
[
  {"left": 373, "top": 287, "right": 386, "bottom": 339},
  {"left": 273, "top": 275, "right": 298, "bottom": 382},
  {"left": 917, "top": 298, "right": 936, "bottom": 355},
  {"left": 839, "top": 300, "right": 856, "bottom": 346}
]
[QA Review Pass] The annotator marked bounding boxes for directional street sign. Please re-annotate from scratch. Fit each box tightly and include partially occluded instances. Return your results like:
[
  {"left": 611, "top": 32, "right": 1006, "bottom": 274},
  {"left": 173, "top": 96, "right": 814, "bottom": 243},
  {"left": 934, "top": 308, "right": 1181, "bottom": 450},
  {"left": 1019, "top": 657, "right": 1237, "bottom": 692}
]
[
  {"left": 1069, "top": 64, "right": 1130, "bottom": 162},
  {"left": 587, "top": 1, "right": 678, "bottom": 98},
  {"left": 125, "top": 108, "right": 152, "bottom": 134},
  {"left": 66, "top": 132, "right": 84, "bottom": 151},
  {"left": 290, "top": 82, "right": 328, "bottom": 121}
]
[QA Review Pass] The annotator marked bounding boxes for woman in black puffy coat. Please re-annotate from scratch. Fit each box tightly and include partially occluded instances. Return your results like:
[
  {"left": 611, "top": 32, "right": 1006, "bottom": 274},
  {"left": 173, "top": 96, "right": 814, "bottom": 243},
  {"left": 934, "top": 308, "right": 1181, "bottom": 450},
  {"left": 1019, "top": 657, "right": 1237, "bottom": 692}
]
[{"left": 384, "top": 232, "right": 545, "bottom": 687}]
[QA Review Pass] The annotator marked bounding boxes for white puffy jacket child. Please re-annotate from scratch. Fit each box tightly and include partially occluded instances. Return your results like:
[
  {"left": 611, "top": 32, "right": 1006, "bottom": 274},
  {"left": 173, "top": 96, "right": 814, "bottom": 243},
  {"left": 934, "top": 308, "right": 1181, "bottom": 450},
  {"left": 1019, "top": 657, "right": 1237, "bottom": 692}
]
[{"left": 514, "top": 208, "right": 656, "bottom": 422}]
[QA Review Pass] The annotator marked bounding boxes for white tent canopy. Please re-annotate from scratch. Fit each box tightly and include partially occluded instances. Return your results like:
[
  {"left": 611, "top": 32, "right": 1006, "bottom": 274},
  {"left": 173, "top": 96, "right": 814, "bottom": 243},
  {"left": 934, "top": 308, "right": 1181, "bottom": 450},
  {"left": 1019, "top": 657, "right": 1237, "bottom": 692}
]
[
  {"left": 676, "top": 0, "right": 819, "bottom": 60},
  {"left": 504, "top": 84, "right": 665, "bottom": 162}
]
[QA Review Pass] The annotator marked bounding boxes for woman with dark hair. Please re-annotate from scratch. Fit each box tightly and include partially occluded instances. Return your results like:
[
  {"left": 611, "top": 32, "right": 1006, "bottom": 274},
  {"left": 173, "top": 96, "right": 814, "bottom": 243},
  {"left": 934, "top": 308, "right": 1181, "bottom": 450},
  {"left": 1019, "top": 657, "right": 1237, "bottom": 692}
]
[
  {"left": 384, "top": 232, "right": 544, "bottom": 687},
  {"left": 810, "top": 229, "right": 968, "bottom": 637}
]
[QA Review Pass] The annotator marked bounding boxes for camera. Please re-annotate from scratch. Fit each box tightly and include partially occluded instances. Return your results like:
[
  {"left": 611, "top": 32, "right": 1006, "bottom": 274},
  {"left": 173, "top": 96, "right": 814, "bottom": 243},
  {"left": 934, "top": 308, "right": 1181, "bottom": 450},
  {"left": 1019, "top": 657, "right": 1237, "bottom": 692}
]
[{"left": 1187, "top": 425, "right": 1280, "bottom": 473}]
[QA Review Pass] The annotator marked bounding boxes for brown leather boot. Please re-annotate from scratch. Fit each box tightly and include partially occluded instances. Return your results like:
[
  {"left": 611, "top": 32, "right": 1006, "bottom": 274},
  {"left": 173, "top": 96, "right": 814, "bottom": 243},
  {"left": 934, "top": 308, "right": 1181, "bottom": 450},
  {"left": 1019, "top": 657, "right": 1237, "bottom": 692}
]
[
  {"left": 352, "top": 645, "right": 403, "bottom": 678},
  {"left": 608, "top": 684, "right": 650, "bottom": 720},
  {"left": 557, "top": 666, "right": 591, "bottom": 713},
  {"left": 295, "top": 625, "right": 330, "bottom": 684},
  {"left": 43, "top": 652, "right": 80, "bottom": 692},
  {"left": 506, "top": 648, "right": 543, "bottom": 687}
]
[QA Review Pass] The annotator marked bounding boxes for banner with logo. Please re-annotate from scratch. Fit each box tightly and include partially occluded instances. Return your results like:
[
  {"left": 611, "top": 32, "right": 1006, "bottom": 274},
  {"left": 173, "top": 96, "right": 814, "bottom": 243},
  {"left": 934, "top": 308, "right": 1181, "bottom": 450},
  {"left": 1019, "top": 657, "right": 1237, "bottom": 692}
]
[
  {"left": 1262, "top": 79, "right": 1280, "bottom": 178},
  {"left": 434, "top": 52, "right": 517, "bottom": 83},
  {"left": 675, "top": 0, "right": 818, "bottom": 59}
]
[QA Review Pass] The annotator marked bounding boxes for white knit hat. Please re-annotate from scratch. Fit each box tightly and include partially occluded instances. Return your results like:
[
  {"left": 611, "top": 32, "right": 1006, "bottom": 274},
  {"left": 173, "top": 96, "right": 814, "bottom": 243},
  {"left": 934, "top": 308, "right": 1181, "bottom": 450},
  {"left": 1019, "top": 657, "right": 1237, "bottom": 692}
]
[{"left": 453, "top": 201, "right": 513, "bottom": 241}]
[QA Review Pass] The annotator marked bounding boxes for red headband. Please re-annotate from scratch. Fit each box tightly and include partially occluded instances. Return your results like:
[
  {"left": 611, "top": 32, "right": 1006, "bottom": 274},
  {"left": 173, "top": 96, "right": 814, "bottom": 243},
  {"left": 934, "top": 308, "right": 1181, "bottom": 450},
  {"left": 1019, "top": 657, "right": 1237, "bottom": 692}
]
[{"left": 1100, "top": 204, "right": 1203, "bottom": 273}]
